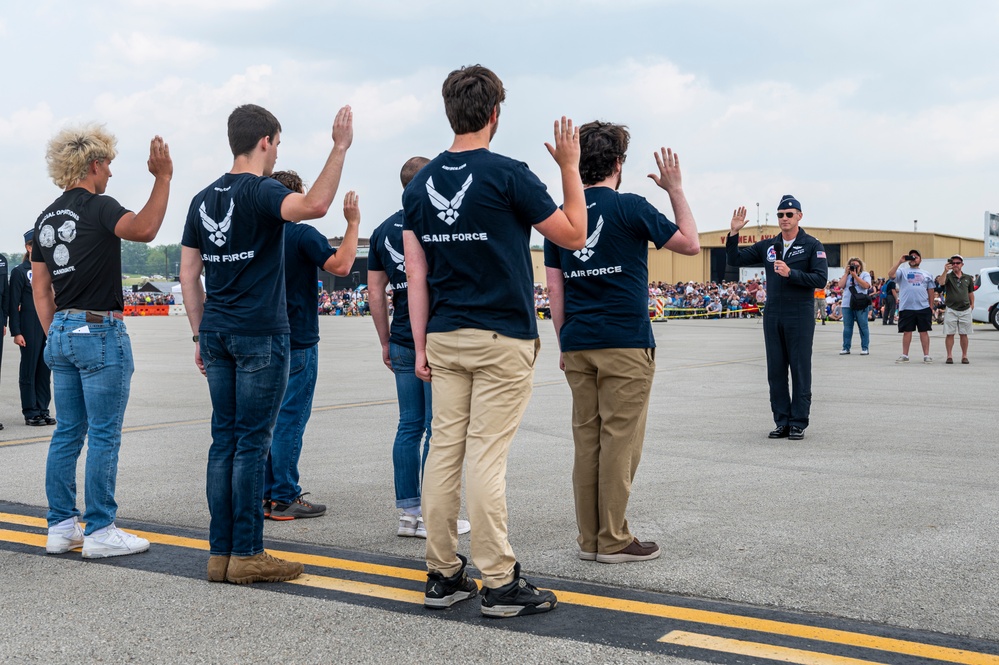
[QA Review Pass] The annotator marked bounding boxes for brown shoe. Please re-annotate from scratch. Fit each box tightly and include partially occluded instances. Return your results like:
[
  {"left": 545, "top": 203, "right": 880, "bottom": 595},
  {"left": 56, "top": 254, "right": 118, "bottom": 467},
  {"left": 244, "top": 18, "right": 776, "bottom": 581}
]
[
  {"left": 208, "top": 555, "right": 230, "bottom": 582},
  {"left": 596, "top": 538, "right": 661, "bottom": 564},
  {"left": 225, "top": 552, "right": 304, "bottom": 584}
]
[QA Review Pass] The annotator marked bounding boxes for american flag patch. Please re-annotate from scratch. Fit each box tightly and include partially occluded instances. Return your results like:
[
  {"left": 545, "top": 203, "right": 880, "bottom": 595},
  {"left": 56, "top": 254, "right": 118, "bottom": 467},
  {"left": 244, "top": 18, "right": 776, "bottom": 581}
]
[{"left": 816, "top": 251, "right": 826, "bottom": 258}]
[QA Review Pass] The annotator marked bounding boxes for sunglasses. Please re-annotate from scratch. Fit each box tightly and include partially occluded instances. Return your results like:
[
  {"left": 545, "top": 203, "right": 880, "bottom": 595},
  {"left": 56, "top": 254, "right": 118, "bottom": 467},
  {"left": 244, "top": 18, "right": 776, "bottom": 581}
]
[
  {"left": 951, "top": 260, "right": 963, "bottom": 264},
  {"left": 776, "top": 211, "right": 796, "bottom": 219}
]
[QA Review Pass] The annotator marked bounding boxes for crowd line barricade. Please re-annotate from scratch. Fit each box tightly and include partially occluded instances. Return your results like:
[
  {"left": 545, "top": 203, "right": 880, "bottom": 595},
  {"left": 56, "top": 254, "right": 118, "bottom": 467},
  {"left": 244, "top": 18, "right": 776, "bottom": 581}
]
[
  {"left": 649, "top": 305, "right": 765, "bottom": 321},
  {"left": 124, "top": 304, "right": 170, "bottom": 316},
  {"left": 169, "top": 305, "right": 186, "bottom": 316}
]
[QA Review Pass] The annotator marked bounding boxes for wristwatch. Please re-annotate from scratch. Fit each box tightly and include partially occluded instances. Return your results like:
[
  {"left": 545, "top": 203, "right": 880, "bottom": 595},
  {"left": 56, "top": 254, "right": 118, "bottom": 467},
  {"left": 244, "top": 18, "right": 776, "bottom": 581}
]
[{"left": 192, "top": 335, "right": 199, "bottom": 343}]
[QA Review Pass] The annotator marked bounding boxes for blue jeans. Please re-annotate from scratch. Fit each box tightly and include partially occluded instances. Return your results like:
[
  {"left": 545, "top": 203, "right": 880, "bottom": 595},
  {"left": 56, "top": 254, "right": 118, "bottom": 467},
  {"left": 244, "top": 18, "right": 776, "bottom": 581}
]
[
  {"left": 842, "top": 305, "right": 870, "bottom": 351},
  {"left": 390, "top": 342, "right": 431, "bottom": 509},
  {"left": 265, "top": 345, "right": 318, "bottom": 504},
  {"left": 201, "top": 333, "right": 290, "bottom": 557},
  {"left": 44, "top": 312, "right": 134, "bottom": 535}
]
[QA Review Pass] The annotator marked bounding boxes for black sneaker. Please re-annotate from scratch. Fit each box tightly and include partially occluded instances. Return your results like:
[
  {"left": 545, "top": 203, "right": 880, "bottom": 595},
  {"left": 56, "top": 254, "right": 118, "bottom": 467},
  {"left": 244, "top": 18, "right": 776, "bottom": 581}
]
[
  {"left": 270, "top": 493, "right": 326, "bottom": 520},
  {"left": 788, "top": 426, "right": 805, "bottom": 440},
  {"left": 480, "top": 563, "right": 557, "bottom": 618},
  {"left": 424, "top": 553, "right": 478, "bottom": 609},
  {"left": 263, "top": 499, "right": 271, "bottom": 520},
  {"left": 768, "top": 425, "right": 790, "bottom": 439}
]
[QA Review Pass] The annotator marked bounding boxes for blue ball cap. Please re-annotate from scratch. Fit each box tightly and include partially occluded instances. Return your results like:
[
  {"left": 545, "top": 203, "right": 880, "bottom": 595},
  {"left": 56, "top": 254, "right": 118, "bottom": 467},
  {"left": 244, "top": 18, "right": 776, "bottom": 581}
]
[
  {"left": 777, "top": 194, "right": 801, "bottom": 211},
  {"left": 23, "top": 228, "right": 35, "bottom": 244}
]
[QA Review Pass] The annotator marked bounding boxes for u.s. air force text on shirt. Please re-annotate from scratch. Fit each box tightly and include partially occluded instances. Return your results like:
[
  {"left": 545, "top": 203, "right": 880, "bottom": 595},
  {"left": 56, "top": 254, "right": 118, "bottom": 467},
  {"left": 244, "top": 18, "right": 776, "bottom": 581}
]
[
  {"left": 402, "top": 148, "right": 556, "bottom": 341},
  {"left": 181, "top": 173, "right": 292, "bottom": 336},
  {"left": 369, "top": 211, "right": 415, "bottom": 349},
  {"left": 544, "top": 187, "right": 678, "bottom": 352}
]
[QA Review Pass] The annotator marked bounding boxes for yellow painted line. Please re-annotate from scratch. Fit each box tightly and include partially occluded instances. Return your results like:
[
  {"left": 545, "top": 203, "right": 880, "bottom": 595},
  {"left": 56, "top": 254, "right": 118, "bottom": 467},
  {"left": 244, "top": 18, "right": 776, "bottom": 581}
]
[
  {"left": 0, "top": 528, "right": 46, "bottom": 547},
  {"left": 0, "top": 512, "right": 423, "bottom": 581},
  {"left": 557, "top": 590, "right": 998, "bottom": 665},
  {"left": 287, "top": 573, "right": 424, "bottom": 605},
  {"left": 1, "top": 513, "right": 996, "bottom": 665},
  {"left": 660, "top": 630, "right": 889, "bottom": 665},
  {"left": 0, "top": 435, "right": 51, "bottom": 448},
  {"left": 0, "top": 513, "right": 46, "bottom": 528}
]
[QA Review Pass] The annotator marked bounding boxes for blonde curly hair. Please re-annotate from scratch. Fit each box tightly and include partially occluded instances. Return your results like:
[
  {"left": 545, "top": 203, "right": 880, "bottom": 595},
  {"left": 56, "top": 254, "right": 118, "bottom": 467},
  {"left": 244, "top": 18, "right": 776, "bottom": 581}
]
[{"left": 45, "top": 123, "right": 118, "bottom": 190}]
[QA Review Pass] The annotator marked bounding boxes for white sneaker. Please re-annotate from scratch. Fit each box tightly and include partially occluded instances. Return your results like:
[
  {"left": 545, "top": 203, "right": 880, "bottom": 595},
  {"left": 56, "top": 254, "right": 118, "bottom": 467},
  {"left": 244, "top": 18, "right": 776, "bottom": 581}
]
[
  {"left": 895, "top": 355, "right": 909, "bottom": 363},
  {"left": 860, "top": 349, "right": 869, "bottom": 356},
  {"left": 46, "top": 516, "right": 84, "bottom": 554},
  {"left": 839, "top": 349, "right": 850, "bottom": 355},
  {"left": 397, "top": 514, "right": 419, "bottom": 537},
  {"left": 414, "top": 517, "right": 471, "bottom": 539},
  {"left": 82, "top": 524, "right": 150, "bottom": 559},
  {"left": 923, "top": 356, "right": 933, "bottom": 364}
]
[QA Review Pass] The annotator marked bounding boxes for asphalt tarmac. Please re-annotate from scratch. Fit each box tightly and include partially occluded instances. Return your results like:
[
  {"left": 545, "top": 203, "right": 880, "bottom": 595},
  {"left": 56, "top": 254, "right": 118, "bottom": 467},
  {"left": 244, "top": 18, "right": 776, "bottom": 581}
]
[{"left": 1, "top": 314, "right": 996, "bottom": 664}]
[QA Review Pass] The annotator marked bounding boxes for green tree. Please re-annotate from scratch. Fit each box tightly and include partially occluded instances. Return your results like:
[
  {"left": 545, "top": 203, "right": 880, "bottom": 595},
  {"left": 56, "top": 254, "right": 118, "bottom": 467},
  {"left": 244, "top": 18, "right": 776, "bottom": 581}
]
[
  {"left": 121, "top": 240, "right": 151, "bottom": 275},
  {"left": 144, "top": 244, "right": 181, "bottom": 278}
]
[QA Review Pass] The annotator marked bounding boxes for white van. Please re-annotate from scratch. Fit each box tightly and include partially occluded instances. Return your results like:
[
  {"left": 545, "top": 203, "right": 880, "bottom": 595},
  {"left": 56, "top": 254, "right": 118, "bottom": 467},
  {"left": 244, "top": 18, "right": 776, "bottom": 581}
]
[{"left": 972, "top": 267, "right": 999, "bottom": 329}]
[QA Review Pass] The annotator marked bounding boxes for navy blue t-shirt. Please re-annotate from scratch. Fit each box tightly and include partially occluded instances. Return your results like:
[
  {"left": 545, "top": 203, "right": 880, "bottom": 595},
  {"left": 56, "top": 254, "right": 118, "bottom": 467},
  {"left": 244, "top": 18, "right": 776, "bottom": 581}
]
[
  {"left": 285, "top": 223, "right": 336, "bottom": 349},
  {"left": 367, "top": 211, "right": 414, "bottom": 349},
  {"left": 181, "top": 173, "right": 291, "bottom": 335},
  {"left": 401, "top": 149, "right": 557, "bottom": 340},
  {"left": 544, "top": 187, "right": 678, "bottom": 351}
]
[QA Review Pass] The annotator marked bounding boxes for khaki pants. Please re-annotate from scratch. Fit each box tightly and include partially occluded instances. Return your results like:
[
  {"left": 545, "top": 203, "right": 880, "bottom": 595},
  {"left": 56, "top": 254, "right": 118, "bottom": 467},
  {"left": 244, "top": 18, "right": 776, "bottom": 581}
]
[
  {"left": 563, "top": 348, "right": 655, "bottom": 554},
  {"left": 423, "top": 329, "right": 538, "bottom": 588}
]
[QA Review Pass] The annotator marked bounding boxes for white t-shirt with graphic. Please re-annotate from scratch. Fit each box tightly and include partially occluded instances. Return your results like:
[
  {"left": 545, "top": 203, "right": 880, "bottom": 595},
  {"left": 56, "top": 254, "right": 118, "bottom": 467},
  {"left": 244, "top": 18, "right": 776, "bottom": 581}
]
[{"left": 896, "top": 266, "right": 934, "bottom": 311}]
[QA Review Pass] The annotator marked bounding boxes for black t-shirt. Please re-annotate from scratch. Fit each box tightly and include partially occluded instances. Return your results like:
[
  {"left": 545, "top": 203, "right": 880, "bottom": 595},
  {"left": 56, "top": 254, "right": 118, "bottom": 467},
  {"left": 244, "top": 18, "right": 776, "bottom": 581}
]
[
  {"left": 544, "top": 187, "right": 678, "bottom": 351},
  {"left": 32, "top": 188, "right": 129, "bottom": 311},
  {"left": 181, "top": 173, "right": 291, "bottom": 335},
  {"left": 367, "top": 211, "right": 413, "bottom": 348},
  {"left": 284, "top": 223, "right": 336, "bottom": 349},
  {"left": 401, "top": 149, "right": 557, "bottom": 340}
]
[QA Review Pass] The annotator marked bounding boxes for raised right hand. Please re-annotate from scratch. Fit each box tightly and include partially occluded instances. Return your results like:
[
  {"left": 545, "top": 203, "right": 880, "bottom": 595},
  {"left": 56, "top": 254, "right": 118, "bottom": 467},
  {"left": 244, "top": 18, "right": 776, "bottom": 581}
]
[
  {"left": 544, "top": 116, "right": 580, "bottom": 170},
  {"left": 730, "top": 206, "right": 749, "bottom": 234},
  {"left": 332, "top": 105, "right": 353, "bottom": 150},
  {"left": 147, "top": 136, "right": 173, "bottom": 179}
]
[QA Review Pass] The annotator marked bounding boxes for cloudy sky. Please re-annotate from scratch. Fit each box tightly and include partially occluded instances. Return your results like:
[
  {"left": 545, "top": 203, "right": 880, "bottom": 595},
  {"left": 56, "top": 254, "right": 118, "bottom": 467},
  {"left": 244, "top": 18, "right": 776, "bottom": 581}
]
[{"left": 2, "top": 1, "right": 997, "bottom": 254}]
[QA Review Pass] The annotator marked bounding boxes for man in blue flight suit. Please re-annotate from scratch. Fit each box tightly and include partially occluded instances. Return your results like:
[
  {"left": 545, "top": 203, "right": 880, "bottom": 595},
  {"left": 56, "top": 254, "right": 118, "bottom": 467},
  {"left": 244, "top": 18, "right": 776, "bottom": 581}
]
[
  {"left": 10, "top": 229, "right": 54, "bottom": 426},
  {"left": 726, "top": 196, "right": 828, "bottom": 440}
]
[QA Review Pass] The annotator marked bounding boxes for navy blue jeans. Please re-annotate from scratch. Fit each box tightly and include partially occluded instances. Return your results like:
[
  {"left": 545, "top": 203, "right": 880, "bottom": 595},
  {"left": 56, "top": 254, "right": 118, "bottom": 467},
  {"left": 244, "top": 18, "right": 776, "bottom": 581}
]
[
  {"left": 842, "top": 305, "right": 870, "bottom": 351},
  {"left": 390, "top": 342, "right": 431, "bottom": 509},
  {"left": 44, "top": 311, "right": 133, "bottom": 534},
  {"left": 201, "top": 333, "right": 290, "bottom": 557},
  {"left": 265, "top": 344, "right": 318, "bottom": 504}
]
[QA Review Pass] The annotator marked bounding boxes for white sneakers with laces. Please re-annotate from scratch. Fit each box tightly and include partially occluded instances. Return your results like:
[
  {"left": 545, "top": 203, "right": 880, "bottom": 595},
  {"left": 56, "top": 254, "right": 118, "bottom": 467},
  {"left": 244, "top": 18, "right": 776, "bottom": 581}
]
[
  {"left": 46, "top": 516, "right": 84, "bottom": 554},
  {"left": 82, "top": 524, "right": 150, "bottom": 559}
]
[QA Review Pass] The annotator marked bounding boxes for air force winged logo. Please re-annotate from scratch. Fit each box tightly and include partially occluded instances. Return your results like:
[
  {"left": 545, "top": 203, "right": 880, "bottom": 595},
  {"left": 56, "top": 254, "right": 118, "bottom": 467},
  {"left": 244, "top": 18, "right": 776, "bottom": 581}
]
[
  {"left": 384, "top": 237, "right": 405, "bottom": 273},
  {"left": 573, "top": 216, "right": 604, "bottom": 262},
  {"left": 426, "top": 174, "right": 472, "bottom": 225},
  {"left": 200, "top": 199, "right": 234, "bottom": 247}
]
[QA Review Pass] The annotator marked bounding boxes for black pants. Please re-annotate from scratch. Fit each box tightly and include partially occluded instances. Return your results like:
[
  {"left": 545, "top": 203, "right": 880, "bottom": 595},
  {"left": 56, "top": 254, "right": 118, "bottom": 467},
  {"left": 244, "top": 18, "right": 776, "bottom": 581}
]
[
  {"left": 882, "top": 295, "right": 896, "bottom": 324},
  {"left": 763, "top": 303, "right": 815, "bottom": 429},
  {"left": 18, "top": 335, "right": 51, "bottom": 418}
]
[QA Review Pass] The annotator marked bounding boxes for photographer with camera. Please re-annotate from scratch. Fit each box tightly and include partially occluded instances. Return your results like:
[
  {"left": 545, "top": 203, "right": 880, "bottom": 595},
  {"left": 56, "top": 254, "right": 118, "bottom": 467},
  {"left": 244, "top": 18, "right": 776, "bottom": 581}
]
[
  {"left": 837, "top": 257, "right": 871, "bottom": 355},
  {"left": 888, "top": 249, "right": 936, "bottom": 363},
  {"left": 936, "top": 254, "right": 974, "bottom": 364}
]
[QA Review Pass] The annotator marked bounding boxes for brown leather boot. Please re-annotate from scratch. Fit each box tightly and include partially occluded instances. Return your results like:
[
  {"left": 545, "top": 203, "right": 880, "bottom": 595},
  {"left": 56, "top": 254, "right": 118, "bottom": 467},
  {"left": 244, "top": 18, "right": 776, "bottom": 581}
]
[
  {"left": 207, "top": 555, "right": 230, "bottom": 582},
  {"left": 225, "top": 552, "right": 304, "bottom": 584}
]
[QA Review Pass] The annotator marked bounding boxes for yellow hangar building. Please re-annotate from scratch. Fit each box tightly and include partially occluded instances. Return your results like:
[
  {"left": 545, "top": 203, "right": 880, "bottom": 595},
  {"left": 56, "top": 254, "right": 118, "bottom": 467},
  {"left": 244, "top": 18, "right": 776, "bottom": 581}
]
[{"left": 531, "top": 226, "right": 985, "bottom": 286}]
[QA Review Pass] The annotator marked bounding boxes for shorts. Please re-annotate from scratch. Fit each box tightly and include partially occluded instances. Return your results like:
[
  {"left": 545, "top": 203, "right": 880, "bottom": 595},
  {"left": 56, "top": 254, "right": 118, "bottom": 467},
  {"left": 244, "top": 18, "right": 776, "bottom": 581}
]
[
  {"left": 943, "top": 307, "right": 973, "bottom": 335},
  {"left": 898, "top": 307, "right": 932, "bottom": 333}
]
